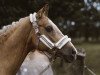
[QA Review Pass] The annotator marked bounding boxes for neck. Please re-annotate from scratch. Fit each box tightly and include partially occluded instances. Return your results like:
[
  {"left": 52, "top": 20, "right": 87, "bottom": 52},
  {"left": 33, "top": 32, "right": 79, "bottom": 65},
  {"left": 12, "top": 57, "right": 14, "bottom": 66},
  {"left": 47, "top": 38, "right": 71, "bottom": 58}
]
[
  {"left": 0, "top": 16, "right": 33, "bottom": 75},
  {"left": 0, "top": 18, "right": 26, "bottom": 43}
]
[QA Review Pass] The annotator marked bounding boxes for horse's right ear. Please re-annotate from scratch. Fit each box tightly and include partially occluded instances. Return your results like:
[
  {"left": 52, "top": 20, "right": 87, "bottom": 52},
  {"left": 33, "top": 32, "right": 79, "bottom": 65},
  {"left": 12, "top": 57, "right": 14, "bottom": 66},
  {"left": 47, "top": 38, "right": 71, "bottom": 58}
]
[
  {"left": 43, "top": 4, "right": 49, "bottom": 16},
  {"left": 36, "top": 6, "right": 45, "bottom": 19}
]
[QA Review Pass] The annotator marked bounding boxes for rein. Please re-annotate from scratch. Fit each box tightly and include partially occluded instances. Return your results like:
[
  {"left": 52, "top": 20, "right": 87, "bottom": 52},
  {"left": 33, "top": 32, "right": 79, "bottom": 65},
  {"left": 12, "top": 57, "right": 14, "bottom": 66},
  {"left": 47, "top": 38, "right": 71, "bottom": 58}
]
[
  {"left": 84, "top": 65, "right": 96, "bottom": 75},
  {"left": 29, "top": 12, "right": 71, "bottom": 50}
]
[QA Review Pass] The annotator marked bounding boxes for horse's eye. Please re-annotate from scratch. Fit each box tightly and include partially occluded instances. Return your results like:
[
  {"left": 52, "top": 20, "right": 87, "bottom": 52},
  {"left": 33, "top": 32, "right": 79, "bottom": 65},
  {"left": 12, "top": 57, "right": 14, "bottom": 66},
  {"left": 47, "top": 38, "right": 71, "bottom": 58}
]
[{"left": 45, "top": 26, "right": 53, "bottom": 32}]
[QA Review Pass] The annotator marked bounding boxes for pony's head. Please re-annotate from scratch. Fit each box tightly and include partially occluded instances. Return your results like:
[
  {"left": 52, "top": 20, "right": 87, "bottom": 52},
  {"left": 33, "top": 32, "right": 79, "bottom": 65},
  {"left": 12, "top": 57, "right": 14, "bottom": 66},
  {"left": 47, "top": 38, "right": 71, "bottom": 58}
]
[{"left": 30, "top": 4, "right": 77, "bottom": 63}]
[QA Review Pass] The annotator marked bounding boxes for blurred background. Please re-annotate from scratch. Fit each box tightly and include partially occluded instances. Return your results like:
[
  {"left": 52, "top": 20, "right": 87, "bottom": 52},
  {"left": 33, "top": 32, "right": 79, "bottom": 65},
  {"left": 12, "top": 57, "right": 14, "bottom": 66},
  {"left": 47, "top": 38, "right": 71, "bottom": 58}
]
[{"left": 0, "top": 0, "right": 100, "bottom": 75}]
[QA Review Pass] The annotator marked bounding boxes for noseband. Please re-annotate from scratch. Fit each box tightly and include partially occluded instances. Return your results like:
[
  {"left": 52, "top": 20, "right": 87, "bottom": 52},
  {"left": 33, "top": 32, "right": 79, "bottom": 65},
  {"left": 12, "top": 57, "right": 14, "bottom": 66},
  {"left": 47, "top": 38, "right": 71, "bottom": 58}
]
[{"left": 30, "top": 13, "right": 71, "bottom": 49}]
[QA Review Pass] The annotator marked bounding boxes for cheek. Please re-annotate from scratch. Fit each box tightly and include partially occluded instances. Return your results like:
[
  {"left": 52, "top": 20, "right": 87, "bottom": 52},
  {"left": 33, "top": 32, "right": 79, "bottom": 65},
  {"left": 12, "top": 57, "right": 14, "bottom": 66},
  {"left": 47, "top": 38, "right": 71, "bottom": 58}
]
[
  {"left": 39, "top": 27, "right": 46, "bottom": 34},
  {"left": 42, "top": 30, "right": 57, "bottom": 42},
  {"left": 49, "top": 32, "right": 63, "bottom": 42},
  {"left": 38, "top": 42, "right": 48, "bottom": 51}
]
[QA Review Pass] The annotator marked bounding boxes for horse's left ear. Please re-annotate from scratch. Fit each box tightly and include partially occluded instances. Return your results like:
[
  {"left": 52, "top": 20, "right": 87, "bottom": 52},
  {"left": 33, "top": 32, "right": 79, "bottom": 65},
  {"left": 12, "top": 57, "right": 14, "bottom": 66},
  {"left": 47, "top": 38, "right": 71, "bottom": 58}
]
[{"left": 43, "top": 4, "right": 49, "bottom": 16}]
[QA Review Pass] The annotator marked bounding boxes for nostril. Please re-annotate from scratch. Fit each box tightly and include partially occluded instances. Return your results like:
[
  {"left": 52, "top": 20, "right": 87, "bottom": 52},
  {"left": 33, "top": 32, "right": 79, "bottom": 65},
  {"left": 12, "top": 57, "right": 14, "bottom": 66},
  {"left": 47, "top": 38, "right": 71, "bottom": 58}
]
[{"left": 72, "top": 49, "right": 76, "bottom": 54}]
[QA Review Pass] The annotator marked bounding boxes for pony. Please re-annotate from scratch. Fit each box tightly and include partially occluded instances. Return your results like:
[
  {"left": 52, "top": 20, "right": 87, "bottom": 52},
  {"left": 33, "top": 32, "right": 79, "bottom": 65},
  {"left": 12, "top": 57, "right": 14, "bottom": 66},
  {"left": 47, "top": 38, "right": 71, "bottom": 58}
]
[{"left": 0, "top": 4, "right": 77, "bottom": 75}]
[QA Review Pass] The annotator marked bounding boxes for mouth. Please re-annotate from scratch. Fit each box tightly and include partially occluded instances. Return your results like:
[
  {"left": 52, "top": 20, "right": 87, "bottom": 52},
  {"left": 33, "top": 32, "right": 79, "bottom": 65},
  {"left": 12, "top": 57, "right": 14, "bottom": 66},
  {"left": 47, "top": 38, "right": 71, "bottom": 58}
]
[{"left": 64, "top": 54, "right": 77, "bottom": 63}]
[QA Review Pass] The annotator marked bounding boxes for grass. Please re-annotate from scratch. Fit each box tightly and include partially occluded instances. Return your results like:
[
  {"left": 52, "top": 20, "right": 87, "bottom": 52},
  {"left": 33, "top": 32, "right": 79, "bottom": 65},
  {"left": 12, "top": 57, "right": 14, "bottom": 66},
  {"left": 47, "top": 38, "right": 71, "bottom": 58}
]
[{"left": 53, "top": 42, "right": 100, "bottom": 75}]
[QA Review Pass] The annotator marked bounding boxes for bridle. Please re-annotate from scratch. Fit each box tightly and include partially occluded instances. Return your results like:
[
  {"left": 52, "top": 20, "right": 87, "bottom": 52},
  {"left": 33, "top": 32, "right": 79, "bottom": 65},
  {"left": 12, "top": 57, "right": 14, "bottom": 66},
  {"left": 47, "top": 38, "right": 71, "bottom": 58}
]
[{"left": 30, "top": 12, "right": 71, "bottom": 50}]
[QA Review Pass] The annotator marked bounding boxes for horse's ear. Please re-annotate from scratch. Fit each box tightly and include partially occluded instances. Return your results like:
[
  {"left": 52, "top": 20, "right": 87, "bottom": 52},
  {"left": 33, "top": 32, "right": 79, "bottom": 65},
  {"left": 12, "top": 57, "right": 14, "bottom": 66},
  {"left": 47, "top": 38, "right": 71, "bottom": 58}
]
[
  {"left": 36, "top": 4, "right": 49, "bottom": 19},
  {"left": 44, "top": 4, "right": 49, "bottom": 16},
  {"left": 36, "top": 7, "right": 44, "bottom": 19}
]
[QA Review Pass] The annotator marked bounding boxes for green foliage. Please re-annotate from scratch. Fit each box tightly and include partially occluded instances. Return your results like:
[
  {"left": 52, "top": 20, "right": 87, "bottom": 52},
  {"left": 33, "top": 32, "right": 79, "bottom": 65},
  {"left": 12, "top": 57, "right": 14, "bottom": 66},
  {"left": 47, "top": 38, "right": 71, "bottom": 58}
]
[{"left": 0, "top": 0, "right": 100, "bottom": 41}]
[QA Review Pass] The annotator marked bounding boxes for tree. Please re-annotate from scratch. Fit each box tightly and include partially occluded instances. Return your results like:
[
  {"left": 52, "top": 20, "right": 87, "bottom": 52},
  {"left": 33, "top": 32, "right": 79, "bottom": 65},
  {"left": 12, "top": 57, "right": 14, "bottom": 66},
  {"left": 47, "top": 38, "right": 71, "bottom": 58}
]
[{"left": 0, "top": 0, "right": 100, "bottom": 41}]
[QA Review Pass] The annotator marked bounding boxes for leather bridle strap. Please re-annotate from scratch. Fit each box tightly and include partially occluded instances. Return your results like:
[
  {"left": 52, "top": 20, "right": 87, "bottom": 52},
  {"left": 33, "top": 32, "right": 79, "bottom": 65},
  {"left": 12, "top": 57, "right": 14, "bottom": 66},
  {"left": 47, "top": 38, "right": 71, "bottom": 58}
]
[
  {"left": 30, "top": 13, "right": 39, "bottom": 34},
  {"left": 40, "top": 35, "right": 71, "bottom": 49},
  {"left": 39, "top": 35, "right": 54, "bottom": 49},
  {"left": 55, "top": 35, "right": 71, "bottom": 49},
  {"left": 29, "top": 13, "right": 71, "bottom": 49}
]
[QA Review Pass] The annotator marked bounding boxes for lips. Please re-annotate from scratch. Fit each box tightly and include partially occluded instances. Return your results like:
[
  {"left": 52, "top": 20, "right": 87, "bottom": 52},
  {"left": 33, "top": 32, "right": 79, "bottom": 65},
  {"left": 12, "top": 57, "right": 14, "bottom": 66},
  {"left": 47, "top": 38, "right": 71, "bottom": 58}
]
[{"left": 64, "top": 54, "right": 76, "bottom": 63}]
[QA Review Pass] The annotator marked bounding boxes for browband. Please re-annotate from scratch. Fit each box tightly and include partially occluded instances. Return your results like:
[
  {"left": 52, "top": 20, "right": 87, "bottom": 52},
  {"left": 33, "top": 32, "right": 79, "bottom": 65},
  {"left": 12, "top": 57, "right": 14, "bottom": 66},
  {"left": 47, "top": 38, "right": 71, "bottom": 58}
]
[{"left": 30, "top": 13, "right": 39, "bottom": 33}]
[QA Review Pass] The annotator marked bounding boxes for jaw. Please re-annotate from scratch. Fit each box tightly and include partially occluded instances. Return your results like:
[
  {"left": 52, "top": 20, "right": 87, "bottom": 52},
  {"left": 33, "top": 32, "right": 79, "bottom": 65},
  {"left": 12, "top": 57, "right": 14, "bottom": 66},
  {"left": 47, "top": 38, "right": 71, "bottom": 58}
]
[
  {"left": 56, "top": 50, "right": 77, "bottom": 63},
  {"left": 64, "top": 54, "right": 77, "bottom": 63}
]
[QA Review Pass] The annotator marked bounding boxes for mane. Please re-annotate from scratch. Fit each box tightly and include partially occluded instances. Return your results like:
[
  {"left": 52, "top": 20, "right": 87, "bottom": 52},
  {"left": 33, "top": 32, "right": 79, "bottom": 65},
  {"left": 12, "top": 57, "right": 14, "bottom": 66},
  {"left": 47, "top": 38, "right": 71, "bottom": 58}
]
[
  {"left": 0, "top": 17, "right": 28, "bottom": 43},
  {"left": 0, "top": 22, "right": 14, "bottom": 34},
  {"left": 0, "top": 19, "right": 23, "bottom": 35}
]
